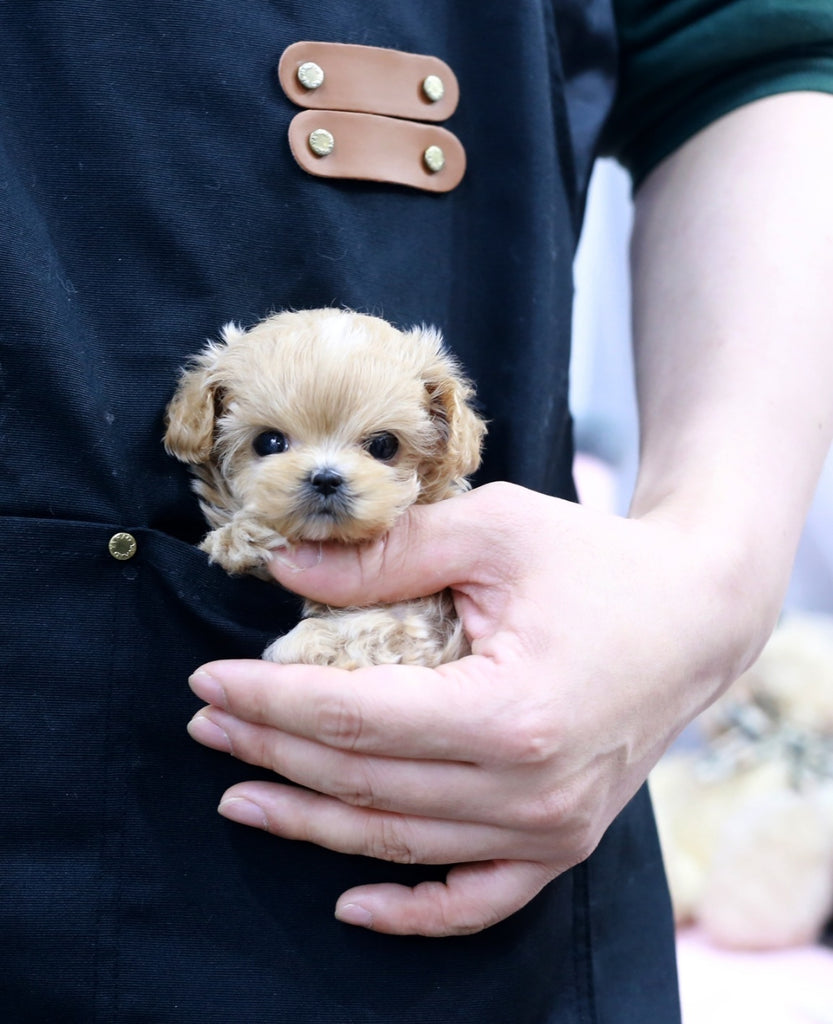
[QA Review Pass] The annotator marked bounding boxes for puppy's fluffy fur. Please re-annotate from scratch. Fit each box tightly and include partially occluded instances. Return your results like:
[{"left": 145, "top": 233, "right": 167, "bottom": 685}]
[{"left": 164, "top": 308, "right": 486, "bottom": 668}]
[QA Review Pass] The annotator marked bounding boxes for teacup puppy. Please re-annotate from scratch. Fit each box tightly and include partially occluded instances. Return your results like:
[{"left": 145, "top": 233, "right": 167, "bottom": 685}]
[{"left": 164, "top": 308, "right": 486, "bottom": 668}]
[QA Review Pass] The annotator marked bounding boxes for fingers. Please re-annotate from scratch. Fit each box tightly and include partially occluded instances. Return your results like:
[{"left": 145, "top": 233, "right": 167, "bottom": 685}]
[
  {"left": 335, "top": 860, "right": 557, "bottom": 937},
  {"left": 215, "top": 778, "right": 572, "bottom": 872},
  {"left": 266, "top": 482, "right": 527, "bottom": 606},
  {"left": 188, "top": 702, "right": 560, "bottom": 827},
  {"left": 188, "top": 706, "right": 491, "bottom": 818},
  {"left": 217, "top": 779, "right": 527, "bottom": 864},
  {"left": 188, "top": 656, "right": 506, "bottom": 761},
  {"left": 212, "top": 770, "right": 558, "bottom": 937}
]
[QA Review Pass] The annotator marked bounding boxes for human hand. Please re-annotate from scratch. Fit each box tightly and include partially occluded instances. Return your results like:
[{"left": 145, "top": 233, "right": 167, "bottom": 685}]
[{"left": 187, "top": 481, "right": 760, "bottom": 937}]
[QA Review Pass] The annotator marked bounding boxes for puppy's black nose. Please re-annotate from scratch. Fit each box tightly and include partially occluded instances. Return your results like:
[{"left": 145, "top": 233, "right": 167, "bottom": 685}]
[{"left": 309, "top": 468, "right": 343, "bottom": 496}]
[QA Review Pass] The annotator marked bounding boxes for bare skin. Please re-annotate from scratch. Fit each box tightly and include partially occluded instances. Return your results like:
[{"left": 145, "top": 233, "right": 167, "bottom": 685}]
[{"left": 187, "top": 92, "right": 833, "bottom": 937}]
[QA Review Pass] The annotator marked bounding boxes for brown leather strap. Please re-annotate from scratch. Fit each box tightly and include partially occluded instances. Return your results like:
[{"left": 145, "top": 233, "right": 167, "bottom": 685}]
[
  {"left": 278, "top": 41, "right": 459, "bottom": 123},
  {"left": 287, "top": 109, "right": 466, "bottom": 194}
]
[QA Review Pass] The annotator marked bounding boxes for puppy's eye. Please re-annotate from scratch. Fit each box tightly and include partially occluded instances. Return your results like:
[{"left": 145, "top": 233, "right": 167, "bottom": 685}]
[
  {"left": 253, "top": 430, "right": 289, "bottom": 456},
  {"left": 364, "top": 432, "right": 399, "bottom": 461}
]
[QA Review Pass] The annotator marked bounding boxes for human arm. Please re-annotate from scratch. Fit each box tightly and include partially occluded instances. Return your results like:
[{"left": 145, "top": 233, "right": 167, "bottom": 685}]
[
  {"left": 186, "top": 91, "right": 833, "bottom": 937},
  {"left": 628, "top": 90, "right": 833, "bottom": 624}
]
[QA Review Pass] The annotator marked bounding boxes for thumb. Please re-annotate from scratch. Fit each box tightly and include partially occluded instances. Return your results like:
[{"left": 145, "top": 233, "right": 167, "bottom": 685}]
[
  {"left": 334, "top": 860, "right": 556, "bottom": 937},
  {"left": 267, "top": 486, "right": 491, "bottom": 606}
]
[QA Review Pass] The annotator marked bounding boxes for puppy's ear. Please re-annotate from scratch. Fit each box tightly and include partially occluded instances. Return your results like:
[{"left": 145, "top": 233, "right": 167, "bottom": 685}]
[
  {"left": 164, "top": 326, "right": 241, "bottom": 464},
  {"left": 409, "top": 327, "right": 487, "bottom": 500}
]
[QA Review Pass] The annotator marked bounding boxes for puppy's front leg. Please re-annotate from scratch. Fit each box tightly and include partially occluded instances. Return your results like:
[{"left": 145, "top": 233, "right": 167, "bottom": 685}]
[
  {"left": 200, "top": 513, "right": 286, "bottom": 576},
  {"left": 263, "top": 592, "right": 468, "bottom": 669}
]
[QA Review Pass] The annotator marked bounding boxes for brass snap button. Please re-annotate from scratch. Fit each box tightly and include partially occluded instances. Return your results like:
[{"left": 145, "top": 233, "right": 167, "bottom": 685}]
[
  {"left": 308, "top": 128, "right": 335, "bottom": 156},
  {"left": 108, "top": 532, "right": 137, "bottom": 561},
  {"left": 297, "top": 61, "right": 325, "bottom": 90},
  {"left": 423, "top": 144, "right": 446, "bottom": 173},
  {"left": 422, "top": 74, "right": 445, "bottom": 103}
]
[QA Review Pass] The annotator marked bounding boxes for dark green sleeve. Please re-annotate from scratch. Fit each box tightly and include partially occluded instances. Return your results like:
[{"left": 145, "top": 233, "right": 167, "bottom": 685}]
[{"left": 599, "top": 0, "right": 833, "bottom": 188}]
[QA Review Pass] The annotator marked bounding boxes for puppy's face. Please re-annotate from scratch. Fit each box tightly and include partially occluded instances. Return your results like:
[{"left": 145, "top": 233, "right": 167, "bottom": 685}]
[{"left": 165, "top": 309, "right": 485, "bottom": 545}]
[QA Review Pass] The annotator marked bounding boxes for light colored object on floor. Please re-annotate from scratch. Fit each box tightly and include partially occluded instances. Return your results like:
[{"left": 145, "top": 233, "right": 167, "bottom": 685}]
[{"left": 651, "top": 614, "right": 833, "bottom": 949}]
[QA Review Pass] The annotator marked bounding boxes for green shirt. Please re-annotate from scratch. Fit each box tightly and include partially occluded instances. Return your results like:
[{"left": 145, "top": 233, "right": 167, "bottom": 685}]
[{"left": 602, "top": 0, "right": 833, "bottom": 186}]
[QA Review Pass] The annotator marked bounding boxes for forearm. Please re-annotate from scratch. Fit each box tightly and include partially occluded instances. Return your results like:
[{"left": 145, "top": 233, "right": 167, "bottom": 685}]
[{"left": 630, "top": 92, "right": 833, "bottom": 662}]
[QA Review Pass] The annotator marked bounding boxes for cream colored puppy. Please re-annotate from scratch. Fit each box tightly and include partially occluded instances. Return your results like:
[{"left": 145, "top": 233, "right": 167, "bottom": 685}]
[{"left": 164, "top": 308, "right": 486, "bottom": 668}]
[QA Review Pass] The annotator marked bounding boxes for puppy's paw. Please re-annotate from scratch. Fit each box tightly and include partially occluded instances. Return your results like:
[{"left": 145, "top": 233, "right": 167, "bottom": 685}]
[
  {"left": 200, "top": 519, "right": 284, "bottom": 576},
  {"left": 263, "top": 596, "right": 468, "bottom": 669},
  {"left": 263, "top": 617, "right": 354, "bottom": 667}
]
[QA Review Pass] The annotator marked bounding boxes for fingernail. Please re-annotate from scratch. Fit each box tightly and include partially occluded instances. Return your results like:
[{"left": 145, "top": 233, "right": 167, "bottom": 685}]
[
  {"left": 218, "top": 797, "right": 269, "bottom": 830},
  {"left": 187, "top": 711, "right": 232, "bottom": 753},
  {"left": 335, "top": 903, "right": 374, "bottom": 929},
  {"left": 188, "top": 669, "right": 228, "bottom": 709},
  {"left": 270, "top": 543, "right": 322, "bottom": 573}
]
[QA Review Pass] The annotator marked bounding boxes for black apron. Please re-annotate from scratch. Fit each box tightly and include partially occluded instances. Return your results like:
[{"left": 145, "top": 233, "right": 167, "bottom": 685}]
[{"left": 0, "top": 3, "right": 680, "bottom": 1020}]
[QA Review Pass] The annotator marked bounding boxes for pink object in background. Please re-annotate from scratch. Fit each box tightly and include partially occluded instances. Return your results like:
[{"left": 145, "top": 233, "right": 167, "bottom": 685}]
[{"left": 677, "top": 928, "right": 833, "bottom": 1023}]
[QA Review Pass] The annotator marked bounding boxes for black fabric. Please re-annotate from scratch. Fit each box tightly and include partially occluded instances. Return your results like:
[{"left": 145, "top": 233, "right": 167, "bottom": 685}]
[
  {"left": 1, "top": 525, "right": 679, "bottom": 1024},
  {"left": 0, "top": 3, "right": 682, "bottom": 1021},
  {"left": 0, "top": 0, "right": 600, "bottom": 525}
]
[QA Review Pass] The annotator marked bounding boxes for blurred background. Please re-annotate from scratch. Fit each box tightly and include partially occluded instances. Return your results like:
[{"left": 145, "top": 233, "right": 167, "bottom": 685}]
[
  {"left": 570, "top": 159, "right": 833, "bottom": 1024},
  {"left": 570, "top": 159, "right": 833, "bottom": 614}
]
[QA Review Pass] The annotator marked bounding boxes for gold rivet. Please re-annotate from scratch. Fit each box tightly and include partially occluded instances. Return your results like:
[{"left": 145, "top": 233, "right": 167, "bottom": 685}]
[
  {"left": 297, "top": 61, "right": 325, "bottom": 90},
  {"left": 108, "top": 532, "right": 137, "bottom": 561},
  {"left": 422, "top": 74, "right": 445, "bottom": 103},
  {"left": 308, "top": 128, "right": 335, "bottom": 157},
  {"left": 423, "top": 145, "right": 446, "bottom": 173}
]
